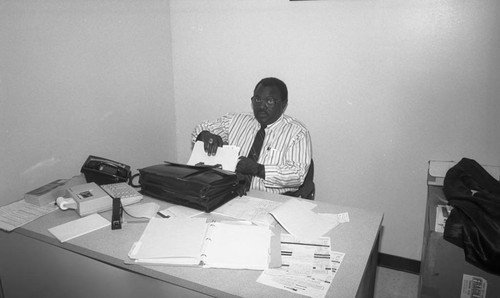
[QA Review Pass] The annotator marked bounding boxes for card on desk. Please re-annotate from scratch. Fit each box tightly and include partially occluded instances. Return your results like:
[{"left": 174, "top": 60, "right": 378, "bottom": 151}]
[{"left": 48, "top": 213, "right": 110, "bottom": 242}]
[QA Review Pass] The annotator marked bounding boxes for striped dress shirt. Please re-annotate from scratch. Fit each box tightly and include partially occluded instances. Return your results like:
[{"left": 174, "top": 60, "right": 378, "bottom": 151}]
[{"left": 192, "top": 113, "right": 312, "bottom": 194}]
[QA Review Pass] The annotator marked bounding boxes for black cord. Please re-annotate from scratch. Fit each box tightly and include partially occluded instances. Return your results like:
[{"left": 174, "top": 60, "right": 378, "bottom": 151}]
[{"left": 128, "top": 173, "right": 141, "bottom": 188}]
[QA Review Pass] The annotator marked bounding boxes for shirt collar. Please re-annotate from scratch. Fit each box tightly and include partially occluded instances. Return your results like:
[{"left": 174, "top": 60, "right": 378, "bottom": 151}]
[{"left": 265, "top": 114, "right": 285, "bottom": 130}]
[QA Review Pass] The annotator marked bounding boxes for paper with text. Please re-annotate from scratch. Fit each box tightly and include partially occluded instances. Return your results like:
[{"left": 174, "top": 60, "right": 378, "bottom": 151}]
[
  {"left": 0, "top": 200, "right": 58, "bottom": 232},
  {"left": 257, "top": 234, "right": 345, "bottom": 298},
  {"left": 461, "top": 274, "right": 487, "bottom": 298}
]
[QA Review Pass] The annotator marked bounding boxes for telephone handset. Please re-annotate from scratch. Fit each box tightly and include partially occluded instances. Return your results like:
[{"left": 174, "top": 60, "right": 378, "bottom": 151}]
[{"left": 80, "top": 155, "right": 131, "bottom": 185}]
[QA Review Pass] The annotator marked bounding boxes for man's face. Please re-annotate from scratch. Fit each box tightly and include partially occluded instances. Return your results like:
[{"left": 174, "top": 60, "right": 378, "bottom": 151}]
[{"left": 252, "top": 85, "right": 286, "bottom": 126}]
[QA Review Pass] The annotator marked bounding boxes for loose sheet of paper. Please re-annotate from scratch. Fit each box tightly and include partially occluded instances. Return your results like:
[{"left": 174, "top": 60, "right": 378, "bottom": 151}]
[
  {"left": 212, "top": 195, "right": 282, "bottom": 226},
  {"left": 0, "top": 200, "right": 58, "bottom": 231},
  {"left": 257, "top": 233, "right": 345, "bottom": 298},
  {"left": 48, "top": 213, "right": 110, "bottom": 242},
  {"left": 318, "top": 212, "right": 350, "bottom": 226},
  {"left": 123, "top": 202, "right": 160, "bottom": 219},
  {"left": 270, "top": 198, "right": 347, "bottom": 241},
  {"left": 187, "top": 141, "right": 240, "bottom": 171},
  {"left": 159, "top": 205, "right": 204, "bottom": 219}
]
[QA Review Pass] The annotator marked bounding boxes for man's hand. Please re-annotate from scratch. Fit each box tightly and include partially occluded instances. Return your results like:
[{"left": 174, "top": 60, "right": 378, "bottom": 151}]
[
  {"left": 236, "top": 157, "right": 265, "bottom": 178},
  {"left": 197, "top": 131, "right": 223, "bottom": 156}
]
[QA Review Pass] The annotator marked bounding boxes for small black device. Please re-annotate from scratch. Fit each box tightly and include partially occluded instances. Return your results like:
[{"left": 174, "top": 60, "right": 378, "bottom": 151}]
[
  {"left": 80, "top": 155, "right": 131, "bottom": 186},
  {"left": 111, "top": 197, "right": 122, "bottom": 230}
]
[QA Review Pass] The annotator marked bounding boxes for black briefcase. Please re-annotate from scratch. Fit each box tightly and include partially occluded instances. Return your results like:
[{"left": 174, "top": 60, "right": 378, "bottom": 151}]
[{"left": 138, "top": 162, "right": 243, "bottom": 212}]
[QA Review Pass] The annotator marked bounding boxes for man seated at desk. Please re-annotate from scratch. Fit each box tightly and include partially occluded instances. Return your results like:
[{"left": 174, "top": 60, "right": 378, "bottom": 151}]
[{"left": 192, "top": 77, "right": 312, "bottom": 195}]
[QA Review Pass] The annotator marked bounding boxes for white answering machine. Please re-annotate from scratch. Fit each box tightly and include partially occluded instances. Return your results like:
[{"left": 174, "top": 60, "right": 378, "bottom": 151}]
[{"left": 65, "top": 182, "right": 142, "bottom": 216}]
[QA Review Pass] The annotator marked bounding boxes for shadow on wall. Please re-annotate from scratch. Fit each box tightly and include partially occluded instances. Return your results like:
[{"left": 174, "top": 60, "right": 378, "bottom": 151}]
[{"left": 0, "top": 276, "right": 4, "bottom": 298}]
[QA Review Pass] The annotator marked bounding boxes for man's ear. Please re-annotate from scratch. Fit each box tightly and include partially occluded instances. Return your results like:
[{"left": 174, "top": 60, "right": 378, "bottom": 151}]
[{"left": 282, "top": 101, "right": 288, "bottom": 113}]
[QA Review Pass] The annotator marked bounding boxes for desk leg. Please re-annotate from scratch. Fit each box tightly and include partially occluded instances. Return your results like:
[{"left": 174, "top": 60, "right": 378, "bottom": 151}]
[{"left": 356, "top": 230, "right": 380, "bottom": 298}]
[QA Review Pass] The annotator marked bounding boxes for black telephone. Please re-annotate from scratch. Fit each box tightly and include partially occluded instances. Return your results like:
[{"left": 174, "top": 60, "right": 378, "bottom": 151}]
[{"left": 80, "top": 155, "right": 131, "bottom": 186}]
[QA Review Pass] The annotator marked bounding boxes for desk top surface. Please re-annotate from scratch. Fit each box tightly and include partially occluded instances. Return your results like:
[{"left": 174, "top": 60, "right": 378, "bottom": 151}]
[{"left": 16, "top": 189, "right": 383, "bottom": 298}]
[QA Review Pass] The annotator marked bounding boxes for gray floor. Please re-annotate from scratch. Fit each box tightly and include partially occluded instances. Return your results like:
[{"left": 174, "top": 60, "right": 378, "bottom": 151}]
[{"left": 374, "top": 266, "right": 420, "bottom": 298}]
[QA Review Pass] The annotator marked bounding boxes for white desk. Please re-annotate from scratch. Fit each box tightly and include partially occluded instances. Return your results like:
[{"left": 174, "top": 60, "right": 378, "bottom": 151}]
[{"left": 0, "top": 190, "right": 383, "bottom": 298}]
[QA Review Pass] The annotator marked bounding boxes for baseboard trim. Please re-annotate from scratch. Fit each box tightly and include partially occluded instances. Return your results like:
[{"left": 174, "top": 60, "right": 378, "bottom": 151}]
[{"left": 377, "top": 253, "right": 420, "bottom": 275}]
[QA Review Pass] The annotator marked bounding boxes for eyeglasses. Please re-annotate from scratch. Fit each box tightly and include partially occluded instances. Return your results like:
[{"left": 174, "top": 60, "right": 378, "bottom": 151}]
[{"left": 251, "top": 96, "right": 281, "bottom": 106}]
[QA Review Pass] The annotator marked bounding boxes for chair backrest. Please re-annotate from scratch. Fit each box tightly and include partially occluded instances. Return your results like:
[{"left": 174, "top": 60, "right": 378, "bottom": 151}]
[{"left": 284, "top": 159, "right": 315, "bottom": 200}]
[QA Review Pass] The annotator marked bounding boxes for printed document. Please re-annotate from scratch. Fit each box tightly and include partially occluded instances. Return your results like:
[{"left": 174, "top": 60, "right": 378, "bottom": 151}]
[
  {"left": 187, "top": 141, "right": 240, "bottom": 172},
  {"left": 0, "top": 199, "right": 58, "bottom": 232},
  {"left": 257, "top": 234, "right": 344, "bottom": 298}
]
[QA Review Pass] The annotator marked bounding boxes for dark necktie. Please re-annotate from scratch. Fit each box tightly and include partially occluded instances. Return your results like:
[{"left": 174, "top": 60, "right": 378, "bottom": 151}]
[{"left": 244, "top": 125, "right": 266, "bottom": 190}]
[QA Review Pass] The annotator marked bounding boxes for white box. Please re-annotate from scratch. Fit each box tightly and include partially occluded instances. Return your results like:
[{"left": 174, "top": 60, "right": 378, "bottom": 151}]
[
  {"left": 24, "top": 175, "right": 87, "bottom": 206},
  {"left": 68, "top": 182, "right": 112, "bottom": 216}
]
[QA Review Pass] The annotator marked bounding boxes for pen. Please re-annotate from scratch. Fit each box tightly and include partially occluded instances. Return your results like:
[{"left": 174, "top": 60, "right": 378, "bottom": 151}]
[{"left": 157, "top": 212, "right": 170, "bottom": 218}]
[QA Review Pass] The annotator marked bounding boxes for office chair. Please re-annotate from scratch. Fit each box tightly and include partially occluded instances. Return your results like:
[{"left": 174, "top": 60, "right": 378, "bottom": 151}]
[{"left": 284, "top": 159, "right": 315, "bottom": 200}]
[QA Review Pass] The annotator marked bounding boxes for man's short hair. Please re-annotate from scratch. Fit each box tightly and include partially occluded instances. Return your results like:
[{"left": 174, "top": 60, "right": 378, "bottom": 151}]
[{"left": 254, "top": 77, "right": 288, "bottom": 104}]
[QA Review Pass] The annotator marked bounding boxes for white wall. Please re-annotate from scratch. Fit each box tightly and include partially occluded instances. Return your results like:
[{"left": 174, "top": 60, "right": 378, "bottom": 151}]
[
  {"left": 170, "top": 0, "right": 500, "bottom": 260},
  {"left": 0, "top": 1, "right": 176, "bottom": 205}
]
